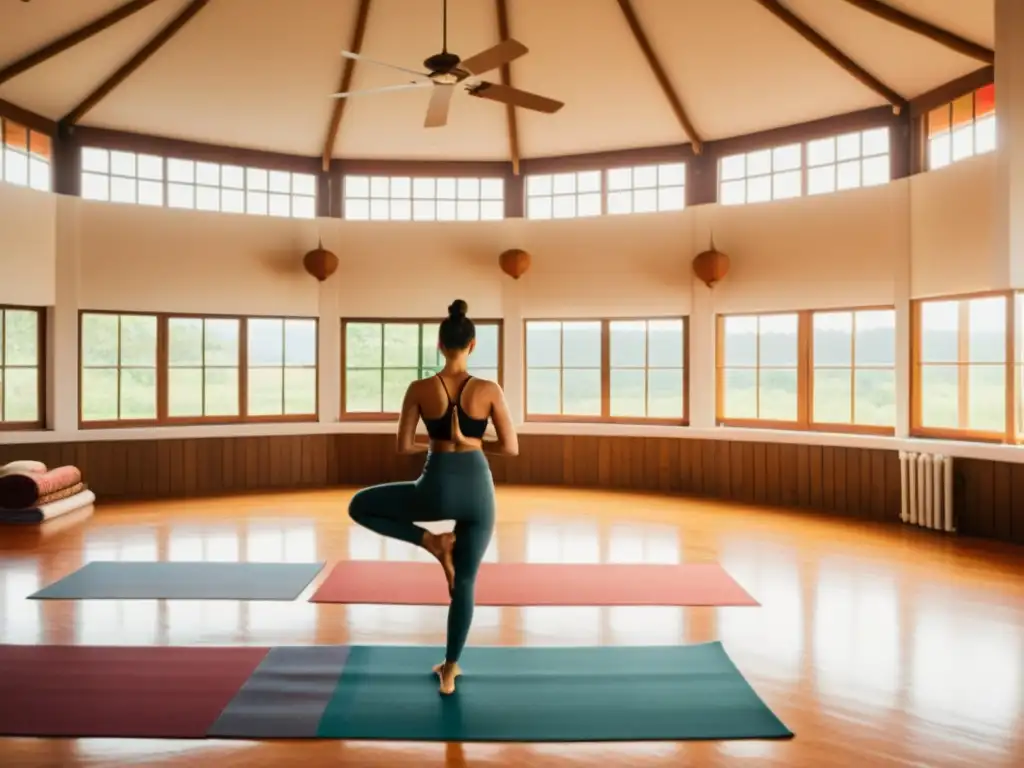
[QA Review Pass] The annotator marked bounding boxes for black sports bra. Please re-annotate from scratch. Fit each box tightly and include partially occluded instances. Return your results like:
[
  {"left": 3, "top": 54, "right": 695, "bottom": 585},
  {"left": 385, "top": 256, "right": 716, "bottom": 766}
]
[{"left": 422, "top": 375, "right": 489, "bottom": 441}]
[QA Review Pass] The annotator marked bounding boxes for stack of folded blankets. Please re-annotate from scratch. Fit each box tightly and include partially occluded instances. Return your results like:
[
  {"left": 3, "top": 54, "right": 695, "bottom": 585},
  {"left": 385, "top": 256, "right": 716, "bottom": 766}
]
[{"left": 0, "top": 461, "right": 96, "bottom": 524}]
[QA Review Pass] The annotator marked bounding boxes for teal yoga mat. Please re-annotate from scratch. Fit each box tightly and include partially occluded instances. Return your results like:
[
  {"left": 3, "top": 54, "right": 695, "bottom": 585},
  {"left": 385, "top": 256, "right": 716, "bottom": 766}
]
[
  {"left": 315, "top": 642, "right": 792, "bottom": 742},
  {"left": 29, "top": 561, "right": 325, "bottom": 600}
]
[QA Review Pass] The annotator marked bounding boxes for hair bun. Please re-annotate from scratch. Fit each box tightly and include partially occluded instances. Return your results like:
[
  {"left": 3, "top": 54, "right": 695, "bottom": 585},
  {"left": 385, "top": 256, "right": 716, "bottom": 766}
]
[{"left": 448, "top": 299, "right": 468, "bottom": 320}]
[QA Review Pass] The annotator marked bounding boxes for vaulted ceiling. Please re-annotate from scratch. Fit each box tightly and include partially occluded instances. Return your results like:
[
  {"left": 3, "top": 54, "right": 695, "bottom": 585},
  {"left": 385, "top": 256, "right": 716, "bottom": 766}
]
[{"left": 0, "top": 0, "right": 994, "bottom": 160}]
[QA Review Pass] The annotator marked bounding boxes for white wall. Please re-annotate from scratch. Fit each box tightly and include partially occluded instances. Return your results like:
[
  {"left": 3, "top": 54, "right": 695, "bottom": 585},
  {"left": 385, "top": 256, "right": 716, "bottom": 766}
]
[
  {"left": 0, "top": 155, "right": 1009, "bottom": 450},
  {"left": 0, "top": 183, "right": 56, "bottom": 307}
]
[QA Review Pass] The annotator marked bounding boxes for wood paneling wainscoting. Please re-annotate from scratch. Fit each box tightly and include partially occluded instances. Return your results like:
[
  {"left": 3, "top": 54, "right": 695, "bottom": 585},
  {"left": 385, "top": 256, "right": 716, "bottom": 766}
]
[{"left": 1, "top": 433, "right": 1022, "bottom": 544}]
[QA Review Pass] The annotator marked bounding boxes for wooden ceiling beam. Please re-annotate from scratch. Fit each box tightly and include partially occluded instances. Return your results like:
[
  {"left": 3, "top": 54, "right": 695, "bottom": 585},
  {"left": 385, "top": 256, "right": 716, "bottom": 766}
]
[
  {"left": 496, "top": 0, "right": 521, "bottom": 175},
  {"left": 0, "top": 0, "right": 160, "bottom": 86},
  {"left": 322, "top": 0, "right": 373, "bottom": 172},
  {"left": 616, "top": 0, "right": 702, "bottom": 153},
  {"left": 753, "top": 0, "right": 906, "bottom": 113},
  {"left": 62, "top": 0, "right": 210, "bottom": 126},
  {"left": 840, "top": 0, "right": 993, "bottom": 64}
]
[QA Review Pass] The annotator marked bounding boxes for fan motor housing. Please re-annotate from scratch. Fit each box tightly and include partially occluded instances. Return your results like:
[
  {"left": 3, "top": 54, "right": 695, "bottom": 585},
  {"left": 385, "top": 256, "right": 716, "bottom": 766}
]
[{"left": 424, "top": 51, "right": 461, "bottom": 73}]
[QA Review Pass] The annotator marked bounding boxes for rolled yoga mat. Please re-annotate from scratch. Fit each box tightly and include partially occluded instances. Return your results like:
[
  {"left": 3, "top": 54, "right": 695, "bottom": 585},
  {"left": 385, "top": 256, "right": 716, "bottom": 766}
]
[
  {"left": 0, "top": 645, "right": 269, "bottom": 738},
  {"left": 310, "top": 561, "right": 759, "bottom": 606},
  {"left": 211, "top": 642, "right": 792, "bottom": 742},
  {"left": 29, "top": 561, "right": 326, "bottom": 600}
]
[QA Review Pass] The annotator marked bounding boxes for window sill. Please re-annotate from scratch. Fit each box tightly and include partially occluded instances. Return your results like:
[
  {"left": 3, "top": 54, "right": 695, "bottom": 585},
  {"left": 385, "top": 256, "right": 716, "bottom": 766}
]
[{"left": 2, "top": 420, "right": 1023, "bottom": 465}]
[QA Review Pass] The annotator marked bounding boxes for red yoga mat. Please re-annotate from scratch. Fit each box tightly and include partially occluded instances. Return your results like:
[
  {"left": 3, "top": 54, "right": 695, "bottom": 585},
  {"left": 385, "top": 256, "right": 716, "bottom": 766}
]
[
  {"left": 310, "top": 561, "right": 759, "bottom": 606},
  {"left": 0, "top": 645, "right": 269, "bottom": 738}
]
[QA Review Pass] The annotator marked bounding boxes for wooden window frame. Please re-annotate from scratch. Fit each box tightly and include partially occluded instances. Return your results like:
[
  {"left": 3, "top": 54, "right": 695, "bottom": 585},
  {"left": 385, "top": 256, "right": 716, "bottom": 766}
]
[
  {"left": 0, "top": 304, "right": 46, "bottom": 431},
  {"left": 716, "top": 307, "right": 897, "bottom": 436},
  {"left": 910, "top": 290, "right": 1017, "bottom": 444},
  {"left": 340, "top": 318, "right": 505, "bottom": 421},
  {"left": 922, "top": 83, "right": 996, "bottom": 172},
  {"left": 605, "top": 162, "right": 687, "bottom": 215},
  {"left": 523, "top": 170, "right": 605, "bottom": 219},
  {"left": 78, "top": 310, "right": 319, "bottom": 429},
  {"left": 523, "top": 317, "right": 689, "bottom": 426},
  {"left": 1, "top": 117, "right": 52, "bottom": 192}
]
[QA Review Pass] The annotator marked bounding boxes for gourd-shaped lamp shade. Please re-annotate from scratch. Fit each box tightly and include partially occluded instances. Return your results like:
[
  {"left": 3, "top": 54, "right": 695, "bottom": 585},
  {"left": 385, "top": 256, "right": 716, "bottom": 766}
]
[
  {"left": 303, "top": 240, "right": 339, "bottom": 282},
  {"left": 498, "top": 248, "right": 531, "bottom": 280},
  {"left": 692, "top": 248, "right": 730, "bottom": 288}
]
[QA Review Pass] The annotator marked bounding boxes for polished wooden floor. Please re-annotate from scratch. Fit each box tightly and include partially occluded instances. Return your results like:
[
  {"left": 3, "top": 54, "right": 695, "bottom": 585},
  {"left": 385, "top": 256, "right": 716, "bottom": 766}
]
[{"left": 1, "top": 486, "right": 1022, "bottom": 768}]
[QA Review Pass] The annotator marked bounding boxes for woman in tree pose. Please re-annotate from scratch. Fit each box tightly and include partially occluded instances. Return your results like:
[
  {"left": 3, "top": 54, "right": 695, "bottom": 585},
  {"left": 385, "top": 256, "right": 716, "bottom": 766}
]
[{"left": 348, "top": 299, "right": 519, "bottom": 694}]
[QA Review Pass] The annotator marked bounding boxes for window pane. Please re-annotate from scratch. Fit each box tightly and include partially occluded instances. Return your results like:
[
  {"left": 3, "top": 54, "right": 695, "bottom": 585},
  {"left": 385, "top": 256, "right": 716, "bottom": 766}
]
[
  {"left": 967, "top": 296, "right": 1006, "bottom": 363},
  {"left": 648, "top": 368, "right": 683, "bottom": 418},
  {"left": 609, "top": 321, "right": 645, "bottom": 367},
  {"left": 249, "top": 319, "right": 284, "bottom": 365},
  {"left": 346, "top": 323, "right": 382, "bottom": 368},
  {"left": 169, "top": 368, "right": 203, "bottom": 417},
  {"left": 920, "top": 301, "right": 959, "bottom": 362},
  {"left": 120, "top": 368, "right": 156, "bottom": 419},
  {"left": 854, "top": 369, "right": 895, "bottom": 426},
  {"left": 968, "top": 365, "right": 1005, "bottom": 432},
  {"left": 383, "top": 369, "right": 415, "bottom": 412},
  {"left": 285, "top": 319, "right": 317, "bottom": 366},
  {"left": 723, "top": 369, "right": 757, "bottom": 418},
  {"left": 920, "top": 365, "right": 958, "bottom": 428},
  {"left": 383, "top": 324, "right": 420, "bottom": 367},
  {"left": 206, "top": 368, "right": 239, "bottom": 417},
  {"left": 758, "top": 315, "right": 798, "bottom": 366},
  {"left": 3, "top": 309, "right": 38, "bottom": 366},
  {"left": 610, "top": 369, "right": 645, "bottom": 416},
  {"left": 759, "top": 369, "right": 798, "bottom": 421},
  {"left": 648, "top": 319, "right": 683, "bottom": 367},
  {"left": 248, "top": 367, "right": 283, "bottom": 415},
  {"left": 346, "top": 369, "right": 382, "bottom": 411},
  {"left": 813, "top": 368, "right": 852, "bottom": 423},
  {"left": 562, "top": 322, "right": 601, "bottom": 367},
  {"left": 120, "top": 315, "right": 157, "bottom": 366},
  {"left": 562, "top": 369, "right": 601, "bottom": 415},
  {"left": 813, "top": 312, "right": 852, "bottom": 366},
  {"left": 723, "top": 316, "right": 757, "bottom": 366},
  {"left": 82, "top": 314, "right": 120, "bottom": 366},
  {"left": 855, "top": 310, "right": 896, "bottom": 366},
  {"left": 526, "top": 322, "right": 561, "bottom": 367},
  {"left": 2, "top": 367, "right": 38, "bottom": 422},
  {"left": 81, "top": 368, "right": 118, "bottom": 421},
  {"left": 284, "top": 368, "right": 317, "bottom": 414},
  {"left": 470, "top": 324, "right": 499, "bottom": 370},
  {"left": 205, "top": 319, "right": 239, "bottom": 366},
  {"left": 526, "top": 368, "right": 560, "bottom": 414},
  {"left": 169, "top": 318, "right": 203, "bottom": 366}
]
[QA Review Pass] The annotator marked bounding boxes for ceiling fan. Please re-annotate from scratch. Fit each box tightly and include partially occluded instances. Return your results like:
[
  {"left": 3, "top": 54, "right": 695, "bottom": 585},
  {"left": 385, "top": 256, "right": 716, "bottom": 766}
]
[{"left": 331, "top": 0, "right": 564, "bottom": 128}]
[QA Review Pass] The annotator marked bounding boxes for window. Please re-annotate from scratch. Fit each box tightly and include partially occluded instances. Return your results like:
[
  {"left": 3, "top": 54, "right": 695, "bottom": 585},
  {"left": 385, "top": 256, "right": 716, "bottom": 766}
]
[
  {"left": 81, "top": 148, "right": 164, "bottom": 206},
  {"left": 524, "top": 318, "right": 687, "bottom": 423},
  {"left": 811, "top": 309, "right": 896, "bottom": 428},
  {"left": 343, "top": 176, "right": 504, "bottom": 221},
  {"left": 720, "top": 143, "right": 801, "bottom": 205},
  {"left": 0, "top": 307, "right": 43, "bottom": 428},
  {"left": 79, "top": 312, "right": 318, "bottom": 426},
  {"left": 718, "top": 309, "right": 896, "bottom": 433},
  {"left": 1018, "top": 293, "right": 1024, "bottom": 440},
  {"left": 606, "top": 163, "right": 685, "bottom": 215},
  {"left": 342, "top": 320, "right": 501, "bottom": 416},
  {"left": 1, "top": 119, "right": 50, "bottom": 191},
  {"left": 927, "top": 83, "right": 996, "bottom": 170},
  {"left": 807, "top": 127, "right": 889, "bottom": 195},
  {"left": 80, "top": 148, "right": 316, "bottom": 218},
  {"left": 913, "top": 295, "right": 1008, "bottom": 438},
  {"left": 526, "top": 171, "right": 602, "bottom": 219}
]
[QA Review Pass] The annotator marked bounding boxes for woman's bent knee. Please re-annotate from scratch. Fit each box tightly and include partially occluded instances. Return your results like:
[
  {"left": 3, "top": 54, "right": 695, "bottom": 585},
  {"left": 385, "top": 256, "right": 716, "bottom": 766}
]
[{"left": 348, "top": 488, "right": 373, "bottom": 523}]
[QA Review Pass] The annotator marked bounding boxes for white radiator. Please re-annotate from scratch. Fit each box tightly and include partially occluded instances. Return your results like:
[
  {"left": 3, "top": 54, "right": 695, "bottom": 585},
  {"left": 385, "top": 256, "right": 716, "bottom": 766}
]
[{"left": 898, "top": 451, "right": 955, "bottom": 532}]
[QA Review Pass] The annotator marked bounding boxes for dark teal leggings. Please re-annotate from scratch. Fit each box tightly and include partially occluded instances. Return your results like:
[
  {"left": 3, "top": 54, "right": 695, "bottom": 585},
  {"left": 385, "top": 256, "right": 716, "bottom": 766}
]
[{"left": 348, "top": 450, "right": 495, "bottom": 663}]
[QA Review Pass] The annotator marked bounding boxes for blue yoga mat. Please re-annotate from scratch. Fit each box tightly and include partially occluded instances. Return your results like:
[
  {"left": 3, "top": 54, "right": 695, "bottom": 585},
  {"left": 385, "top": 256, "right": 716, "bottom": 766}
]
[
  {"left": 209, "top": 643, "right": 793, "bottom": 742},
  {"left": 29, "top": 561, "right": 325, "bottom": 600}
]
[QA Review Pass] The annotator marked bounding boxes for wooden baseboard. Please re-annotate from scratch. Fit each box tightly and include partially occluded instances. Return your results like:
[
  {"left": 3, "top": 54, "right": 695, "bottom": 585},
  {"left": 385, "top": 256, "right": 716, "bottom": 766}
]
[{"left": 1, "top": 433, "right": 1021, "bottom": 544}]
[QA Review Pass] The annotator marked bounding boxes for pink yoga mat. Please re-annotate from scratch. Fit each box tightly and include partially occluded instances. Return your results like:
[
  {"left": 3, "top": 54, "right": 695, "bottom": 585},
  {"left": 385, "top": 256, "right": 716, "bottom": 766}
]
[
  {"left": 0, "top": 645, "right": 269, "bottom": 738},
  {"left": 310, "top": 561, "right": 759, "bottom": 606}
]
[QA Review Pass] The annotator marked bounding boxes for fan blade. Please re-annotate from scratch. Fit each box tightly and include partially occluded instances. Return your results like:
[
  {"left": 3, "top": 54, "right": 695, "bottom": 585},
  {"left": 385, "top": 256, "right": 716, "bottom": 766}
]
[
  {"left": 467, "top": 82, "right": 563, "bottom": 113},
  {"left": 458, "top": 38, "right": 528, "bottom": 77},
  {"left": 331, "top": 82, "right": 431, "bottom": 99},
  {"left": 424, "top": 84, "right": 455, "bottom": 128},
  {"left": 340, "top": 50, "right": 430, "bottom": 79}
]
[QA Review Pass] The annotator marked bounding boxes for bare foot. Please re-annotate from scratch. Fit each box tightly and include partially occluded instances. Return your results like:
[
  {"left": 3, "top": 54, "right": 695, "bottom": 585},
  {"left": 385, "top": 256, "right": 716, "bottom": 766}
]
[
  {"left": 433, "top": 661, "right": 461, "bottom": 695},
  {"left": 423, "top": 532, "right": 456, "bottom": 595}
]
